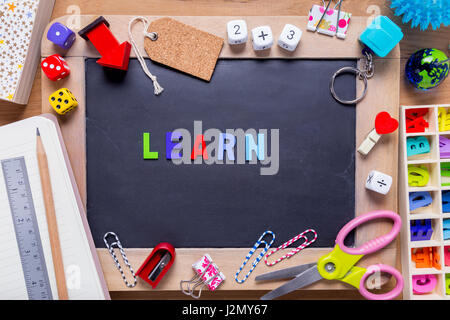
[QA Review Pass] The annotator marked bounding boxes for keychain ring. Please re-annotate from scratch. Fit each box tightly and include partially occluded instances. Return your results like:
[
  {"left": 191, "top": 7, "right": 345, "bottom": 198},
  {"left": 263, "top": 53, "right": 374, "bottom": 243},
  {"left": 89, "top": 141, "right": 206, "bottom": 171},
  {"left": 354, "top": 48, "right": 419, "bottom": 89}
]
[{"left": 330, "top": 66, "right": 368, "bottom": 105}]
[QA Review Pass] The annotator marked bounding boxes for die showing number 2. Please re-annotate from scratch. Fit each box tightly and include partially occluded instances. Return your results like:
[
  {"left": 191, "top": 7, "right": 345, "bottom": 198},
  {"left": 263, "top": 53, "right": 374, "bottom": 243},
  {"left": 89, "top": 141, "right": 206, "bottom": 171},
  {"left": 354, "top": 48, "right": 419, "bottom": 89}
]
[{"left": 234, "top": 25, "right": 241, "bottom": 35}]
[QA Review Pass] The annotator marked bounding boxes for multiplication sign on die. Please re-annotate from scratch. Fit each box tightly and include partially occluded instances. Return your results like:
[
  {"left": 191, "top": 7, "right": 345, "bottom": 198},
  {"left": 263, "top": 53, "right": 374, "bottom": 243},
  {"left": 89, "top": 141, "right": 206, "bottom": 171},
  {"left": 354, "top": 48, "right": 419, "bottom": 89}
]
[
  {"left": 227, "top": 20, "right": 248, "bottom": 45},
  {"left": 278, "top": 24, "right": 302, "bottom": 52}
]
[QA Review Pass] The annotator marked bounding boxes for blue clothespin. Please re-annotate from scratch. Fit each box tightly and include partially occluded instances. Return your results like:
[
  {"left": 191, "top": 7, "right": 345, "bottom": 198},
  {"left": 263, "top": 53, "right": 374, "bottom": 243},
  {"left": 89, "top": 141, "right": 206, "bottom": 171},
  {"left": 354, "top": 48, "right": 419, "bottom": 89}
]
[
  {"left": 443, "top": 191, "right": 450, "bottom": 213},
  {"left": 409, "top": 192, "right": 432, "bottom": 211},
  {"left": 359, "top": 16, "right": 403, "bottom": 58},
  {"left": 410, "top": 219, "right": 433, "bottom": 241},
  {"left": 407, "top": 136, "right": 430, "bottom": 157}
]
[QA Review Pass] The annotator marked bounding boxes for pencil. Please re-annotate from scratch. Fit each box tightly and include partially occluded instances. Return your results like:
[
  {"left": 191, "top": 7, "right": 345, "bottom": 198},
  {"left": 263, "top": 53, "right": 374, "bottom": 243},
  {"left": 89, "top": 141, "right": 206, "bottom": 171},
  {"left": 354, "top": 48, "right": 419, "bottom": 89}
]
[{"left": 36, "top": 128, "right": 69, "bottom": 300}]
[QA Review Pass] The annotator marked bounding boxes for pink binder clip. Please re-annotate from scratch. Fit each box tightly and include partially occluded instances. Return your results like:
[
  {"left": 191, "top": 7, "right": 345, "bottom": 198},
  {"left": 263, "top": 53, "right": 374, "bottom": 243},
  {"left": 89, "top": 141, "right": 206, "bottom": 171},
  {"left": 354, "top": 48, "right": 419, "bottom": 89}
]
[{"left": 180, "top": 254, "right": 225, "bottom": 299}]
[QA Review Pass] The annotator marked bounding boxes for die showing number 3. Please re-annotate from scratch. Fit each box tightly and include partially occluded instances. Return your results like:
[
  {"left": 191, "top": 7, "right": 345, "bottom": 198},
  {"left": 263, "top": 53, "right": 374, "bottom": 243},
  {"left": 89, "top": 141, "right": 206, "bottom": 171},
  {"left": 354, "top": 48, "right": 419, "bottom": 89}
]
[{"left": 278, "top": 24, "right": 302, "bottom": 52}]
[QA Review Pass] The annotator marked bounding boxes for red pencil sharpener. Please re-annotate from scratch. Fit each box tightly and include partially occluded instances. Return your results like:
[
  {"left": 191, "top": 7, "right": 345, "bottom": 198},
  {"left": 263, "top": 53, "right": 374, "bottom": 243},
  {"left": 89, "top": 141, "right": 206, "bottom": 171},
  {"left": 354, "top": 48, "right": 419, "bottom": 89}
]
[{"left": 136, "top": 243, "right": 175, "bottom": 288}]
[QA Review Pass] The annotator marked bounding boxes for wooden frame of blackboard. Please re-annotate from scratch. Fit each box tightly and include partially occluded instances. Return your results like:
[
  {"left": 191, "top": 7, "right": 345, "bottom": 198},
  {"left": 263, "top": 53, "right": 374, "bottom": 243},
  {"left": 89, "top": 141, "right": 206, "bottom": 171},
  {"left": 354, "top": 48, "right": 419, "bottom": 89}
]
[{"left": 42, "top": 15, "right": 400, "bottom": 297}]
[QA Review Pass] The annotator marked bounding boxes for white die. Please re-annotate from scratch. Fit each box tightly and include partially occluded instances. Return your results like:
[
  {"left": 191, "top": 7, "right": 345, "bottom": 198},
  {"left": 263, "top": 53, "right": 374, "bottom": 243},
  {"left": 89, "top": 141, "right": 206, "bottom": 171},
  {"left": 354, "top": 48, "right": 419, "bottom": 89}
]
[
  {"left": 251, "top": 26, "right": 273, "bottom": 51},
  {"left": 278, "top": 24, "right": 302, "bottom": 52},
  {"left": 227, "top": 20, "right": 248, "bottom": 45},
  {"left": 365, "top": 170, "right": 392, "bottom": 195}
]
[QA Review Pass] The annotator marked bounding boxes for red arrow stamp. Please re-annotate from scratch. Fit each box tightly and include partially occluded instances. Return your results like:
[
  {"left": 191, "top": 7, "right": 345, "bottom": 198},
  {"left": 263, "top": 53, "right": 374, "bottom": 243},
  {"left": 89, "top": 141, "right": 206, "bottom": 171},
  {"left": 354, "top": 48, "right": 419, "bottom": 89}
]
[{"left": 79, "top": 16, "right": 131, "bottom": 71}]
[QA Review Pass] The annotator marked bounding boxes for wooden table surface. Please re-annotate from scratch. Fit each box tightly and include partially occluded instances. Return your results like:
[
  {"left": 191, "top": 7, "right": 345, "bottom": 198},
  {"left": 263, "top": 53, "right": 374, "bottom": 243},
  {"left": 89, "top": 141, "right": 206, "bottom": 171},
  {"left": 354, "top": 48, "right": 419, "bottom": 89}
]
[{"left": 1, "top": 0, "right": 449, "bottom": 300}]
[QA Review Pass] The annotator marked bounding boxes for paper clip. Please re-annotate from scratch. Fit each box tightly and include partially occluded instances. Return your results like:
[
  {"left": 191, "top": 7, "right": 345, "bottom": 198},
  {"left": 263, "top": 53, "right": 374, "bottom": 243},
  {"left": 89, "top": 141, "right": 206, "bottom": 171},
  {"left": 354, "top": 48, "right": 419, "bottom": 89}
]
[
  {"left": 180, "top": 254, "right": 225, "bottom": 299},
  {"left": 235, "top": 231, "right": 275, "bottom": 283},
  {"left": 104, "top": 232, "right": 137, "bottom": 288},
  {"left": 264, "top": 229, "right": 318, "bottom": 266}
]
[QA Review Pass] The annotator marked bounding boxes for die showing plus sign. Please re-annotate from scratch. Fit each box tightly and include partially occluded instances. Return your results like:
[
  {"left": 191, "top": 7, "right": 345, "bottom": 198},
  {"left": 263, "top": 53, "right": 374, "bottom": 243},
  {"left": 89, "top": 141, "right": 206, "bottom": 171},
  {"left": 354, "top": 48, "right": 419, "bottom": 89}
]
[{"left": 258, "top": 30, "right": 268, "bottom": 41}]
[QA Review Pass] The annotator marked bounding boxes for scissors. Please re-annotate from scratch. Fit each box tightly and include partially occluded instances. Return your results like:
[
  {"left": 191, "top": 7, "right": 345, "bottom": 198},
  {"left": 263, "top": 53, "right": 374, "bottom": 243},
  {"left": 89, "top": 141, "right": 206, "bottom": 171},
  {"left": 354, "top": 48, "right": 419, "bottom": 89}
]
[{"left": 255, "top": 210, "right": 404, "bottom": 300}]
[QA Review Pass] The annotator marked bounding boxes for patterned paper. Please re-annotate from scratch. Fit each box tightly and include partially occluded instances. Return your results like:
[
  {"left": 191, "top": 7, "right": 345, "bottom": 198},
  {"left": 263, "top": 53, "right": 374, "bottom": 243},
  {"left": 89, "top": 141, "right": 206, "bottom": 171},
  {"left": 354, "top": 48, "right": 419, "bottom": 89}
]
[
  {"left": 0, "top": 0, "right": 39, "bottom": 101},
  {"left": 307, "top": 4, "right": 351, "bottom": 39}
]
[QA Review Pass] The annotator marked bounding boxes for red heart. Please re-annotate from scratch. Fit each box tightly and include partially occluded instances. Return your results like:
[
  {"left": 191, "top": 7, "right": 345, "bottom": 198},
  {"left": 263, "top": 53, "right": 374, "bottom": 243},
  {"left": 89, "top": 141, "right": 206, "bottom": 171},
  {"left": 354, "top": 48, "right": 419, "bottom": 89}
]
[{"left": 375, "top": 111, "right": 399, "bottom": 135}]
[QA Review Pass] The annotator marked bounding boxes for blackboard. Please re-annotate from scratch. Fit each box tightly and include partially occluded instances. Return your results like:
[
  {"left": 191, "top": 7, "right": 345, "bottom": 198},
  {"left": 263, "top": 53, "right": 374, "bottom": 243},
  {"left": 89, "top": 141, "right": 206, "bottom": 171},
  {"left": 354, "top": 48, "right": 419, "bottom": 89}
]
[{"left": 86, "top": 58, "right": 356, "bottom": 248}]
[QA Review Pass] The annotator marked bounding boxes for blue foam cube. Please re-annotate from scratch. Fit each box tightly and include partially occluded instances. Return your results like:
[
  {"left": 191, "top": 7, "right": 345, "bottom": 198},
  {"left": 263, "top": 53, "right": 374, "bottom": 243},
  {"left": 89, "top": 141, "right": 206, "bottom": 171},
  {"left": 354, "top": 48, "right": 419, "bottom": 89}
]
[{"left": 359, "top": 16, "right": 403, "bottom": 57}]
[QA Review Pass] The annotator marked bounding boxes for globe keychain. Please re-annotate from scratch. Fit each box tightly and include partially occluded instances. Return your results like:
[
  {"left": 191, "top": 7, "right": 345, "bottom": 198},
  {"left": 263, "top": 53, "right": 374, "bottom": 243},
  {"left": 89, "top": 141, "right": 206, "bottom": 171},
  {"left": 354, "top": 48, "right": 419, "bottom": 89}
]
[{"left": 330, "top": 15, "right": 403, "bottom": 105}]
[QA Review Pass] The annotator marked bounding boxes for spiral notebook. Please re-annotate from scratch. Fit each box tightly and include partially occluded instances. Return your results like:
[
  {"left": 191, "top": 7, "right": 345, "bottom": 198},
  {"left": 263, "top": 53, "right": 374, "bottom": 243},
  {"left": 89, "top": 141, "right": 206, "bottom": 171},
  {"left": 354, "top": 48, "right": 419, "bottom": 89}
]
[{"left": 0, "top": 115, "right": 109, "bottom": 300}]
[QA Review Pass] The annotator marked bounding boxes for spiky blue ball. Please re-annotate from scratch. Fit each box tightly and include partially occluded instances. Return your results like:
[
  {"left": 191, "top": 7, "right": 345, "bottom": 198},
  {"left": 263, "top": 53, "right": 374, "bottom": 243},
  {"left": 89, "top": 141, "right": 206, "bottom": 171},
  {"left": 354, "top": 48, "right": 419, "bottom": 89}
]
[{"left": 389, "top": 0, "right": 450, "bottom": 30}]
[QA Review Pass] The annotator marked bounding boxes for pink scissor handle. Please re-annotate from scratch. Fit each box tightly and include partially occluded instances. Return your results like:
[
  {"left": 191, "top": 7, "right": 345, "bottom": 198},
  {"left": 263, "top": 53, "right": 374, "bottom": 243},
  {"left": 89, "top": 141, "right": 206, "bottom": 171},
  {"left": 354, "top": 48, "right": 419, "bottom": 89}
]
[
  {"left": 336, "top": 210, "right": 402, "bottom": 256},
  {"left": 359, "top": 264, "right": 404, "bottom": 300}
]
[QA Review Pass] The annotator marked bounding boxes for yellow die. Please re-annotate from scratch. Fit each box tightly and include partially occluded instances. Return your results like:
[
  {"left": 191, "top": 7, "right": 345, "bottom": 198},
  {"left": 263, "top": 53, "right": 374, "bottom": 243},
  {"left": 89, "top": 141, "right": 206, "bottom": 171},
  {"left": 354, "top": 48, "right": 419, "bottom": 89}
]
[{"left": 49, "top": 88, "right": 78, "bottom": 115}]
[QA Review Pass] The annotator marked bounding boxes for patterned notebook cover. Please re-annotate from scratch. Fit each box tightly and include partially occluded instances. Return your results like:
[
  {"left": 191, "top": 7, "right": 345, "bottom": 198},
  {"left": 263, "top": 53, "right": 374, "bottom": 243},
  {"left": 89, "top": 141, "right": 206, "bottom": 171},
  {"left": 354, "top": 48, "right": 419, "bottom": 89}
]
[{"left": 0, "top": 0, "right": 39, "bottom": 102}]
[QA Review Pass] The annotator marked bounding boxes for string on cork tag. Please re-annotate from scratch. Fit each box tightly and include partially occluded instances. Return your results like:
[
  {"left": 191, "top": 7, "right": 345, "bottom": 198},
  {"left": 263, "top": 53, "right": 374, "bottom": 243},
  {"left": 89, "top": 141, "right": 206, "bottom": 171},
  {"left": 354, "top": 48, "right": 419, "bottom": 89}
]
[
  {"left": 128, "top": 17, "right": 164, "bottom": 95},
  {"left": 144, "top": 17, "right": 224, "bottom": 82}
]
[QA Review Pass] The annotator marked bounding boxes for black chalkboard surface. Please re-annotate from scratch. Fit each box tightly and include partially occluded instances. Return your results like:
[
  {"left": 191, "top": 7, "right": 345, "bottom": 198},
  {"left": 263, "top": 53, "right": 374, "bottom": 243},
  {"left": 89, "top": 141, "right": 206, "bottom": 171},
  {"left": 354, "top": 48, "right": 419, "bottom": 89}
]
[{"left": 86, "top": 58, "right": 356, "bottom": 248}]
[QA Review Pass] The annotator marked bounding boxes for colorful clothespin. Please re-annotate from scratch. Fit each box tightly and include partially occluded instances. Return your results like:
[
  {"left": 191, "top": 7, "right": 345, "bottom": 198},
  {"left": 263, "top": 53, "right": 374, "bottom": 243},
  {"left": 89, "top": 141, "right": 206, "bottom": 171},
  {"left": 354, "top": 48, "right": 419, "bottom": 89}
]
[
  {"left": 409, "top": 191, "right": 432, "bottom": 211},
  {"left": 440, "top": 136, "right": 450, "bottom": 158},
  {"left": 410, "top": 219, "right": 433, "bottom": 241},
  {"left": 180, "top": 254, "right": 225, "bottom": 299},
  {"left": 357, "top": 111, "right": 399, "bottom": 156},
  {"left": 307, "top": 0, "right": 352, "bottom": 39},
  {"left": 408, "top": 165, "right": 430, "bottom": 187},
  {"left": 407, "top": 136, "right": 430, "bottom": 157},
  {"left": 235, "top": 231, "right": 275, "bottom": 283},
  {"left": 264, "top": 229, "right": 317, "bottom": 266}
]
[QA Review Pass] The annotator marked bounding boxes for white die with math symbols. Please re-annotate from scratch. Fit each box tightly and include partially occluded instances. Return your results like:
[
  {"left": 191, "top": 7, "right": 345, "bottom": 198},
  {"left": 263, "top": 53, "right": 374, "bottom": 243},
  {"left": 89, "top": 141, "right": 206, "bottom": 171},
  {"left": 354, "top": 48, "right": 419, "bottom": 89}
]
[
  {"left": 227, "top": 20, "right": 248, "bottom": 45},
  {"left": 278, "top": 24, "right": 302, "bottom": 52},
  {"left": 365, "top": 170, "right": 392, "bottom": 195},
  {"left": 251, "top": 26, "right": 273, "bottom": 51}
]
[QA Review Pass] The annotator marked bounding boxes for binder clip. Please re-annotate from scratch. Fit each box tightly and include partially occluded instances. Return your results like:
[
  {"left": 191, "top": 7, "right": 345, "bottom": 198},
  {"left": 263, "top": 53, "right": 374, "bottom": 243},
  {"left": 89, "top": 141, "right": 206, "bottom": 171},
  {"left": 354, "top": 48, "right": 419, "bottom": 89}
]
[
  {"left": 357, "top": 111, "right": 398, "bottom": 156},
  {"left": 180, "top": 254, "right": 225, "bottom": 299},
  {"left": 136, "top": 242, "right": 175, "bottom": 288},
  {"left": 307, "top": 0, "right": 351, "bottom": 39}
]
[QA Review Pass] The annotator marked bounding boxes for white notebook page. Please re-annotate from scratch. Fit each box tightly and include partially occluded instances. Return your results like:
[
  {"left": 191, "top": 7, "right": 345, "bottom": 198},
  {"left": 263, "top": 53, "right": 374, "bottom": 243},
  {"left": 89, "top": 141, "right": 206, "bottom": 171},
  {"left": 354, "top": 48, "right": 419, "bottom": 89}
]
[{"left": 0, "top": 116, "right": 105, "bottom": 300}]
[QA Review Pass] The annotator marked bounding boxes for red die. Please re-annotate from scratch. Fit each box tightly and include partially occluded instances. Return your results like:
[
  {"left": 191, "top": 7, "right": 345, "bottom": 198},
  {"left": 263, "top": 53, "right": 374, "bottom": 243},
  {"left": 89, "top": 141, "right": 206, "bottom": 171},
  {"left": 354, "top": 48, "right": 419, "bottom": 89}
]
[{"left": 41, "top": 54, "right": 70, "bottom": 81}]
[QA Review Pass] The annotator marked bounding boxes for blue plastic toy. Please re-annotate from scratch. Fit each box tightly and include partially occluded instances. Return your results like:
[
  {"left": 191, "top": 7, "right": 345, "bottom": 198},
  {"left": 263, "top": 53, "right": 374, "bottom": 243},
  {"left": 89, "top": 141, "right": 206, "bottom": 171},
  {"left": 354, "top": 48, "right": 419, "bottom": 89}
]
[
  {"left": 390, "top": 0, "right": 450, "bottom": 31},
  {"left": 405, "top": 48, "right": 449, "bottom": 90},
  {"left": 443, "top": 191, "right": 450, "bottom": 213},
  {"left": 410, "top": 219, "right": 433, "bottom": 241},
  {"left": 407, "top": 136, "right": 430, "bottom": 157},
  {"left": 359, "top": 16, "right": 404, "bottom": 58},
  {"left": 444, "top": 219, "right": 450, "bottom": 240},
  {"left": 409, "top": 191, "right": 432, "bottom": 211}
]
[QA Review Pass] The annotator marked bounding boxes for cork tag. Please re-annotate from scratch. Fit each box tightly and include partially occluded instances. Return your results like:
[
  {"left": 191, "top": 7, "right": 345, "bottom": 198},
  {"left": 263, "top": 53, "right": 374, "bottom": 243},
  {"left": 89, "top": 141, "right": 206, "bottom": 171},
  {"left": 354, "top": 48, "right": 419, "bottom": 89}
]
[{"left": 144, "top": 18, "right": 224, "bottom": 81}]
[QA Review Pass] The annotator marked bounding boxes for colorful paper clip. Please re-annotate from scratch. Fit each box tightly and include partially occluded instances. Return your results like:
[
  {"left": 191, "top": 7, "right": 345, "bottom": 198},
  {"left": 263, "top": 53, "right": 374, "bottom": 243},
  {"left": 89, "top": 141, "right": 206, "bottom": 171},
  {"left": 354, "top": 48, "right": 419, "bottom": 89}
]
[
  {"left": 180, "top": 254, "right": 225, "bottom": 299},
  {"left": 264, "top": 229, "right": 318, "bottom": 266},
  {"left": 235, "top": 231, "right": 275, "bottom": 283}
]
